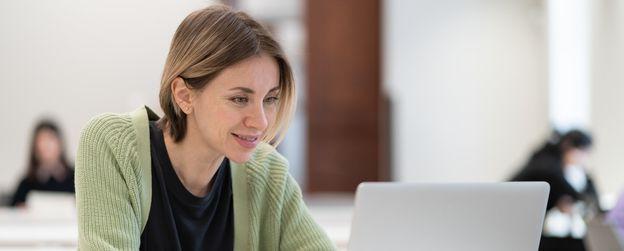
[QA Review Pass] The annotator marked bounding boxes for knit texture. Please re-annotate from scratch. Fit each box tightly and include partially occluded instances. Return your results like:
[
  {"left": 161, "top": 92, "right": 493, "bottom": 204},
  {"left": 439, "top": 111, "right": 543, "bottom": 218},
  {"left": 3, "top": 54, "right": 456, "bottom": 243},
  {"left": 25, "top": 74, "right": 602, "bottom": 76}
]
[{"left": 75, "top": 107, "right": 336, "bottom": 251}]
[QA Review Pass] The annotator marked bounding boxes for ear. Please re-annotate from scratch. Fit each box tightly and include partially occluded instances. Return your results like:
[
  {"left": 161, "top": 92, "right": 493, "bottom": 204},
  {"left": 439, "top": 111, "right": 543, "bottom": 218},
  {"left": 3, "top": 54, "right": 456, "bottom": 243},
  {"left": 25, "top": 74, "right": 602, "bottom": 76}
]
[{"left": 171, "top": 77, "right": 194, "bottom": 114}]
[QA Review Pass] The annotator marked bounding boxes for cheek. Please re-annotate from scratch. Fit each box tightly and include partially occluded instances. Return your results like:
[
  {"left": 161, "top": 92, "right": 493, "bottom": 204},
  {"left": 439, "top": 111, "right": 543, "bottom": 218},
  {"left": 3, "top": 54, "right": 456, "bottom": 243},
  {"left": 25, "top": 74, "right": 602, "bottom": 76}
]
[
  {"left": 35, "top": 144, "right": 45, "bottom": 159},
  {"left": 222, "top": 109, "right": 246, "bottom": 131},
  {"left": 579, "top": 153, "right": 590, "bottom": 164},
  {"left": 37, "top": 139, "right": 60, "bottom": 159},
  {"left": 570, "top": 152, "right": 587, "bottom": 165},
  {"left": 203, "top": 107, "right": 244, "bottom": 141},
  {"left": 266, "top": 107, "right": 278, "bottom": 127}
]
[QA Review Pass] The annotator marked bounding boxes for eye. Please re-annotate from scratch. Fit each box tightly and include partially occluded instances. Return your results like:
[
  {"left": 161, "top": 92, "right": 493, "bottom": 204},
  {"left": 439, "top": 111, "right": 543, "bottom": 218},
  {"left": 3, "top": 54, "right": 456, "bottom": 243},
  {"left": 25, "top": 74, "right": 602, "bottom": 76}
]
[
  {"left": 264, "top": 96, "right": 279, "bottom": 105},
  {"left": 230, "top": 96, "right": 249, "bottom": 105}
]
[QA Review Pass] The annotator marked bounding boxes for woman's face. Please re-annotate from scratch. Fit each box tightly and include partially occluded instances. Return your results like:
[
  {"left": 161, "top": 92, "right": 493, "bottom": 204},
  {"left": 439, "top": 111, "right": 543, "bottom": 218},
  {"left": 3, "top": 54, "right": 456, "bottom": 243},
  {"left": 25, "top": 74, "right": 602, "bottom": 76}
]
[
  {"left": 188, "top": 54, "right": 280, "bottom": 163},
  {"left": 35, "top": 128, "right": 62, "bottom": 166},
  {"left": 563, "top": 148, "right": 590, "bottom": 167}
]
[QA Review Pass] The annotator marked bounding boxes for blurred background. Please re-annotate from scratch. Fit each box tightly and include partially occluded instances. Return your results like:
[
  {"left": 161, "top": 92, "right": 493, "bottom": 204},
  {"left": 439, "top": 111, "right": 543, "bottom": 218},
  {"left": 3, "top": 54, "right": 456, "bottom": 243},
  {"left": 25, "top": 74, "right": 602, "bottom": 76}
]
[{"left": 1, "top": 0, "right": 624, "bottom": 249}]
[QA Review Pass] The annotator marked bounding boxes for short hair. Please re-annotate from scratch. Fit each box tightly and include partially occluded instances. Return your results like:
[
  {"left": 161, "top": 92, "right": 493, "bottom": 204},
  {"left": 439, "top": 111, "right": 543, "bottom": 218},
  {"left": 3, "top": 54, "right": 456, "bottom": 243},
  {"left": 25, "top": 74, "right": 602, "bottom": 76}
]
[
  {"left": 158, "top": 5, "right": 295, "bottom": 145},
  {"left": 559, "top": 129, "right": 593, "bottom": 151}
]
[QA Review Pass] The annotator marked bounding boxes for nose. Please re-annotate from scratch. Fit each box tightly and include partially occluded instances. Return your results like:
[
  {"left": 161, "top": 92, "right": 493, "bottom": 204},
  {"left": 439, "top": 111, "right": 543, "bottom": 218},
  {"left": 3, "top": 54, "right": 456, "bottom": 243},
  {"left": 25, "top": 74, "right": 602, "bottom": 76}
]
[{"left": 244, "top": 102, "right": 268, "bottom": 131}]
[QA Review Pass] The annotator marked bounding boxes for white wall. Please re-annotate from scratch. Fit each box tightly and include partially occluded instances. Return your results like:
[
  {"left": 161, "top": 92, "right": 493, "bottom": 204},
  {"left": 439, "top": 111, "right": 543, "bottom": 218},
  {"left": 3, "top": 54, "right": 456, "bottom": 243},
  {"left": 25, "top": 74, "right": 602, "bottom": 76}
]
[
  {"left": 591, "top": 0, "right": 624, "bottom": 198},
  {"left": 5, "top": 0, "right": 620, "bottom": 199},
  {"left": 0, "top": 0, "right": 213, "bottom": 192},
  {"left": 384, "top": 0, "right": 551, "bottom": 182},
  {"left": 548, "top": 0, "right": 592, "bottom": 131}
]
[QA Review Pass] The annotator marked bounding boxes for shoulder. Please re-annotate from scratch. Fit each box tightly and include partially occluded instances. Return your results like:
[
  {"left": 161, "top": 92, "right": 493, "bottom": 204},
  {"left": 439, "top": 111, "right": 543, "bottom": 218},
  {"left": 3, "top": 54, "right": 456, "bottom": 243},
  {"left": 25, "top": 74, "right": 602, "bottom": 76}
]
[
  {"left": 15, "top": 177, "right": 32, "bottom": 189},
  {"left": 79, "top": 112, "right": 137, "bottom": 155},
  {"left": 240, "top": 142, "right": 290, "bottom": 187},
  {"left": 77, "top": 111, "right": 144, "bottom": 177},
  {"left": 247, "top": 142, "right": 289, "bottom": 171},
  {"left": 81, "top": 113, "right": 134, "bottom": 143}
]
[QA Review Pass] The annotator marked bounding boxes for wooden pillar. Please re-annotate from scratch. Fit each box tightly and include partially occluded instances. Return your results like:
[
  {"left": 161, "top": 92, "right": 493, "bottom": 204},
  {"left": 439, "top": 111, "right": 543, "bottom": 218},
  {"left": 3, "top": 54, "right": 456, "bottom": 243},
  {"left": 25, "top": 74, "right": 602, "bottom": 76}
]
[{"left": 306, "top": 0, "right": 388, "bottom": 192}]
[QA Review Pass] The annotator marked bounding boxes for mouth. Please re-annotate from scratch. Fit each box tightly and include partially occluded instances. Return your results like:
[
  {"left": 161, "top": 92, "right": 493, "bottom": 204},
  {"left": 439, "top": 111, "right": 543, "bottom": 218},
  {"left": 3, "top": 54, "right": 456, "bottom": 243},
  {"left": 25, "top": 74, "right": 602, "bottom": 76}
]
[
  {"left": 232, "top": 133, "right": 259, "bottom": 141},
  {"left": 232, "top": 133, "right": 260, "bottom": 148}
]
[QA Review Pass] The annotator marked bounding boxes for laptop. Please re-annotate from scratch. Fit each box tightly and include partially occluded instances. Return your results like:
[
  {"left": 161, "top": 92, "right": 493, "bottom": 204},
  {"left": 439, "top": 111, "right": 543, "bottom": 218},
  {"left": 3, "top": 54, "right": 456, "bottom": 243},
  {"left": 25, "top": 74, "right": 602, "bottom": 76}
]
[
  {"left": 586, "top": 216, "right": 624, "bottom": 251},
  {"left": 348, "top": 182, "right": 549, "bottom": 251}
]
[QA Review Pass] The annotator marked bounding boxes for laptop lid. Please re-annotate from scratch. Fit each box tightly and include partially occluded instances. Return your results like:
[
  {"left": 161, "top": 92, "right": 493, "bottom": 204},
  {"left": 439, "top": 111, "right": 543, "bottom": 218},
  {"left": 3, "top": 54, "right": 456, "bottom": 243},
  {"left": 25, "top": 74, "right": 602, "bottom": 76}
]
[{"left": 348, "top": 182, "right": 549, "bottom": 251}]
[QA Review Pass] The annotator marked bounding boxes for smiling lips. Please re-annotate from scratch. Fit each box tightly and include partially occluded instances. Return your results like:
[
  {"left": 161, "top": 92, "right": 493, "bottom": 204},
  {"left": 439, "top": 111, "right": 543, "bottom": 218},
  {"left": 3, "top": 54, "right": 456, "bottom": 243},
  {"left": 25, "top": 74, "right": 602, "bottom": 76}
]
[{"left": 232, "top": 133, "right": 260, "bottom": 148}]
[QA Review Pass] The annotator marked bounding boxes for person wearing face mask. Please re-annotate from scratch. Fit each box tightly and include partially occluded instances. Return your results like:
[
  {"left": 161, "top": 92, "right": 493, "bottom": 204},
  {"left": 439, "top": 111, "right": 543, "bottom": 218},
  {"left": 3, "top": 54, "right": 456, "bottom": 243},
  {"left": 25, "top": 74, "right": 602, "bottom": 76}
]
[
  {"left": 511, "top": 129, "right": 600, "bottom": 251},
  {"left": 11, "top": 120, "right": 75, "bottom": 207}
]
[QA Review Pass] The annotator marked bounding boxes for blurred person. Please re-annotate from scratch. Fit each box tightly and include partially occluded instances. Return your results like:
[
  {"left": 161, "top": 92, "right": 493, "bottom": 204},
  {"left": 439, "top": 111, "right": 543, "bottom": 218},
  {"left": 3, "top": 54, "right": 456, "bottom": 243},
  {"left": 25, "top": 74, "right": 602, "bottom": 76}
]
[
  {"left": 11, "top": 120, "right": 75, "bottom": 207},
  {"left": 511, "top": 129, "right": 600, "bottom": 251},
  {"left": 75, "top": 5, "right": 335, "bottom": 250}
]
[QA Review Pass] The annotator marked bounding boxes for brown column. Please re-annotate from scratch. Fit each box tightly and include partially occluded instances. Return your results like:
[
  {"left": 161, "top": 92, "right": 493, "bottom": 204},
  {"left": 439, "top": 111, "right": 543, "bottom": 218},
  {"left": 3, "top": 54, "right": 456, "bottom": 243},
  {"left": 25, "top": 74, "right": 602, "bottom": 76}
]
[{"left": 306, "top": 0, "right": 388, "bottom": 193}]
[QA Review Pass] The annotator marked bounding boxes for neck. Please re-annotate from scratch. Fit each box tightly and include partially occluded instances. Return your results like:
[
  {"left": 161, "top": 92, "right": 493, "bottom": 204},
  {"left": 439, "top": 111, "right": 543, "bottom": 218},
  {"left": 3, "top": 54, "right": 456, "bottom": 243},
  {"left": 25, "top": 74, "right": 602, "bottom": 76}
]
[
  {"left": 163, "top": 125, "right": 224, "bottom": 197},
  {"left": 36, "top": 161, "right": 66, "bottom": 182}
]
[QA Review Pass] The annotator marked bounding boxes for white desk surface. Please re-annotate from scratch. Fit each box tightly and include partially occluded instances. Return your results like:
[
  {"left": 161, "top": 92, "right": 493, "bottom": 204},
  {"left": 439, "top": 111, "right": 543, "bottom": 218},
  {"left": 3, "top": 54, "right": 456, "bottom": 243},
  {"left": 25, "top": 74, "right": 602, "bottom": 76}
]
[
  {"left": 0, "top": 207, "right": 77, "bottom": 248},
  {"left": 0, "top": 193, "right": 353, "bottom": 250}
]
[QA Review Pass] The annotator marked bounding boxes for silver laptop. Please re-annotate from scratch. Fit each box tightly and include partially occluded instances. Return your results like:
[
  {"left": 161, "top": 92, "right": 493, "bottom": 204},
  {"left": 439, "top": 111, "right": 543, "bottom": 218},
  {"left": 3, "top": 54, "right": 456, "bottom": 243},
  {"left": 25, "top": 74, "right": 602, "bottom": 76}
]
[{"left": 348, "top": 182, "right": 549, "bottom": 251}]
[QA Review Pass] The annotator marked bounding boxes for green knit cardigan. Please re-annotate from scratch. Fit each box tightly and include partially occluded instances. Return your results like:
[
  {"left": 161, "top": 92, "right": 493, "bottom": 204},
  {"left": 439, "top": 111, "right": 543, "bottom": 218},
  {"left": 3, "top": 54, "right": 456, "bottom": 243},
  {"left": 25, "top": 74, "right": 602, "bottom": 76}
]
[{"left": 75, "top": 106, "right": 336, "bottom": 250}]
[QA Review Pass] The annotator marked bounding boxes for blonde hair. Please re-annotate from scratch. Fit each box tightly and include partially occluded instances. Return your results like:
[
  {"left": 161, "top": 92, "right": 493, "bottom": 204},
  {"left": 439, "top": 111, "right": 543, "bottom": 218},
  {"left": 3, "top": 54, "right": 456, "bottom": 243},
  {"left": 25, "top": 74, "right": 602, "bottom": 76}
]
[{"left": 159, "top": 5, "right": 295, "bottom": 145}]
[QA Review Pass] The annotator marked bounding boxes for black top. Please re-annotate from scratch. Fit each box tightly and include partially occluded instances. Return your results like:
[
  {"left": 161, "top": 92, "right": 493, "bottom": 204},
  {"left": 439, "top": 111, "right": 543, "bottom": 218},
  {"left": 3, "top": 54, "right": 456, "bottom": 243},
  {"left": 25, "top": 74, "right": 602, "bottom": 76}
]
[
  {"left": 511, "top": 144, "right": 600, "bottom": 251},
  {"left": 10, "top": 169, "right": 75, "bottom": 206},
  {"left": 140, "top": 121, "right": 234, "bottom": 251},
  {"left": 511, "top": 145, "right": 600, "bottom": 212}
]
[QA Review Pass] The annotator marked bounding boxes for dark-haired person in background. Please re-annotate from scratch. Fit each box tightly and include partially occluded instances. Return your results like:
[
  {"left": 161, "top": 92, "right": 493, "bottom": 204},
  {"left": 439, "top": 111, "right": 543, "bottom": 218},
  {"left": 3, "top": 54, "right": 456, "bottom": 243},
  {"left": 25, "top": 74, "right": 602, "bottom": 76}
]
[
  {"left": 11, "top": 120, "right": 74, "bottom": 207},
  {"left": 511, "top": 129, "right": 600, "bottom": 251}
]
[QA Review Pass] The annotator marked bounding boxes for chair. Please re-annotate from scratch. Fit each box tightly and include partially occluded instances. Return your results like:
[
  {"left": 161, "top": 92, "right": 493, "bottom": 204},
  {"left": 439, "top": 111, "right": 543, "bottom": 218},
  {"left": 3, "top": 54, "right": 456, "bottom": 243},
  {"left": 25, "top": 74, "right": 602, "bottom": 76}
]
[{"left": 585, "top": 216, "right": 624, "bottom": 251}]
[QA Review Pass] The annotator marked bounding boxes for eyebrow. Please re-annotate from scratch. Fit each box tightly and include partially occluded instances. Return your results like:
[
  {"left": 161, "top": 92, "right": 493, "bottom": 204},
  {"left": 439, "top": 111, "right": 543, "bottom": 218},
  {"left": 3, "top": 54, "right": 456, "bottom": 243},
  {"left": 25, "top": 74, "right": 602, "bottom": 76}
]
[{"left": 229, "top": 86, "right": 280, "bottom": 94}]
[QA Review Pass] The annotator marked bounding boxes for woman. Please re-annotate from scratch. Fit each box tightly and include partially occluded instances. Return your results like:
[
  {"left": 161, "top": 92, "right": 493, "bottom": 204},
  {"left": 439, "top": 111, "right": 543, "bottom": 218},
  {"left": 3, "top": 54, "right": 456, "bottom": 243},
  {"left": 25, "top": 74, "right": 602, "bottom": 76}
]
[
  {"left": 511, "top": 130, "right": 600, "bottom": 251},
  {"left": 76, "top": 5, "right": 335, "bottom": 250},
  {"left": 11, "top": 120, "right": 74, "bottom": 207}
]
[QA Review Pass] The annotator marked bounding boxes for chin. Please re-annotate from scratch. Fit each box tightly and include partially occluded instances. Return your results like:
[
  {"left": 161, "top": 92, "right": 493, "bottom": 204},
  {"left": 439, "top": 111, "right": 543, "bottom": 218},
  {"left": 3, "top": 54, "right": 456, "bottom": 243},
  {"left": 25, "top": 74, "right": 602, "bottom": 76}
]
[{"left": 226, "top": 151, "right": 254, "bottom": 164}]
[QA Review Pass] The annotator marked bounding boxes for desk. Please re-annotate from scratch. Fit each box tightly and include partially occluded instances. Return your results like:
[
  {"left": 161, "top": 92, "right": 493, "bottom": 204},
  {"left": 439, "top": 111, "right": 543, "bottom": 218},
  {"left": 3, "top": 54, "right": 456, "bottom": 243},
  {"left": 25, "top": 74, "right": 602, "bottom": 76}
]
[
  {"left": 0, "top": 193, "right": 352, "bottom": 250},
  {"left": 306, "top": 194, "right": 354, "bottom": 251},
  {"left": 0, "top": 193, "right": 77, "bottom": 250},
  {"left": 0, "top": 208, "right": 77, "bottom": 249}
]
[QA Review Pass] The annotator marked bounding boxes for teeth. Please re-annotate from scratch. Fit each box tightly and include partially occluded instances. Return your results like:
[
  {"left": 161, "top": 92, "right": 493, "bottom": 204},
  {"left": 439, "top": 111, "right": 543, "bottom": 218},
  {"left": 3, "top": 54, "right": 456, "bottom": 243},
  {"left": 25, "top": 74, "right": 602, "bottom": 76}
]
[{"left": 235, "top": 134, "right": 257, "bottom": 141}]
